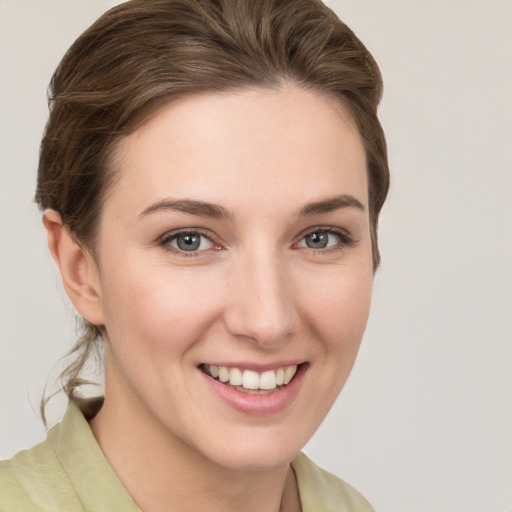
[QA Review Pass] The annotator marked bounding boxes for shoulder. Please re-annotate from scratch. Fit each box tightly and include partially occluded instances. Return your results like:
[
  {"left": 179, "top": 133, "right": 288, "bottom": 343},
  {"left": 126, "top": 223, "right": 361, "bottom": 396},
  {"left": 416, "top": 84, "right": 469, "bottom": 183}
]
[
  {"left": 0, "top": 400, "right": 140, "bottom": 512},
  {"left": 291, "top": 452, "right": 375, "bottom": 512},
  {"left": 0, "top": 435, "right": 83, "bottom": 511}
]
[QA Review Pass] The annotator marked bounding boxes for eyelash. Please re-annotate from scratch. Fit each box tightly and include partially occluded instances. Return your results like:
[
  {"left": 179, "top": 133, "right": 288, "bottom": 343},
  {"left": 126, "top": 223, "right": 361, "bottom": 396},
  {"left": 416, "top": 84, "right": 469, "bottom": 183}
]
[
  {"left": 158, "top": 227, "right": 355, "bottom": 257},
  {"left": 294, "top": 227, "right": 356, "bottom": 253},
  {"left": 159, "top": 230, "right": 219, "bottom": 257}
]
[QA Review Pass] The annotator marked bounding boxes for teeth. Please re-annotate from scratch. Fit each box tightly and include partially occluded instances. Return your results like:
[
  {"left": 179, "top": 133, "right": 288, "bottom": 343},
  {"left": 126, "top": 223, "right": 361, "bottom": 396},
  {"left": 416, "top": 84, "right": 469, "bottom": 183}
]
[
  {"left": 229, "top": 367, "right": 243, "bottom": 386},
  {"left": 276, "top": 368, "right": 285, "bottom": 386},
  {"left": 218, "top": 366, "right": 229, "bottom": 383},
  {"left": 260, "top": 370, "right": 276, "bottom": 390},
  {"left": 204, "top": 364, "right": 299, "bottom": 391},
  {"left": 284, "top": 365, "right": 297, "bottom": 385},
  {"left": 242, "top": 369, "right": 259, "bottom": 389}
]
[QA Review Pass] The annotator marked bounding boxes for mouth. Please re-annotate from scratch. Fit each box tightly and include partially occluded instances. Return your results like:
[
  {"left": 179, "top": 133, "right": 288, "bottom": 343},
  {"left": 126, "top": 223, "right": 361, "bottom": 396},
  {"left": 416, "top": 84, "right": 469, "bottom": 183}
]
[{"left": 201, "top": 363, "right": 301, "bottom": 395}]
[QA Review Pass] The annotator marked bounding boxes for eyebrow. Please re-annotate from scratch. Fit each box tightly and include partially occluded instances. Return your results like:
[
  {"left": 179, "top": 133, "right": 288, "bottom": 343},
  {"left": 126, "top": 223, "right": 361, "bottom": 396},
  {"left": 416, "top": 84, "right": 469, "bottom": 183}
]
[
  {"left": 298, "top": 194, "right": 365, "bottom": 216},
  {"left": 138, "top": 193, "right": 365, "bottom": 221},
  {"left": 138, "top": 198, "right": 234, "bottom": 220}
]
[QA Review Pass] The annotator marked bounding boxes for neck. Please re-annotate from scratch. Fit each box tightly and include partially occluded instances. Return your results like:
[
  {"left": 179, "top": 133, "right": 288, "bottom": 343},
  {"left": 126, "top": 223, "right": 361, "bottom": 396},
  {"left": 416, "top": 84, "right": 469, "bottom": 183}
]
[{"left": 89, "top": 385, "right": 301, "bottom": 512}]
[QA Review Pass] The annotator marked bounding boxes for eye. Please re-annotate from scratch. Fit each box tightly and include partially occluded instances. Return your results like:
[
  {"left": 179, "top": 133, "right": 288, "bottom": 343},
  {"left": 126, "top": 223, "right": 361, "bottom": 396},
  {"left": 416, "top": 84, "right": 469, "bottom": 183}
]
[
  {"left": 296, "top": 228, "right": 354, "bottom": 250},
  {"left": 162, "top": 231, "right": 216, "bottom": 253}
]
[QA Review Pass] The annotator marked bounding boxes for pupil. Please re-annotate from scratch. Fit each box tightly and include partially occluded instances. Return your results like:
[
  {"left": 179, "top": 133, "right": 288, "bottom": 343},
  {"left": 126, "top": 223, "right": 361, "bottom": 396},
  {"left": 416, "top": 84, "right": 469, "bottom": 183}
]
[
  {"left": 177, "top": 234, "right": 200, "bottom": 251},
  {"left": 306, "top": 231, "right": 328, "bottom": 248}
]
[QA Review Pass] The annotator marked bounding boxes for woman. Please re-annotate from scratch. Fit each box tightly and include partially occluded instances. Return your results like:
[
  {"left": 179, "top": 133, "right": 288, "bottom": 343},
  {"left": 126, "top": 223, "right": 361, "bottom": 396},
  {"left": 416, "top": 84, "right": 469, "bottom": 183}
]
[{"left": 0, "top": 0, "right": 389, "bottom": 510}]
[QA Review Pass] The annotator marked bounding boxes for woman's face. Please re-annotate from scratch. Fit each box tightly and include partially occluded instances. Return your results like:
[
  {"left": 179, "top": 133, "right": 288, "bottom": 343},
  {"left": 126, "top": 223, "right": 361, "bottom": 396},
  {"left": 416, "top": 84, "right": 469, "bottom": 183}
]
[{"left": 91, "top": 86, "right": 373, "bottom": 470}]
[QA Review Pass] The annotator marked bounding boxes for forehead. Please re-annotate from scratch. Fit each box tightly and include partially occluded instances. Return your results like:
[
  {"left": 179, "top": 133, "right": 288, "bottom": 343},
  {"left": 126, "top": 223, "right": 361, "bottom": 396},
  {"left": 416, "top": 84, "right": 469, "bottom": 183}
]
[{"left": 107, "top": 86, "right": 368, "bottom": 218}]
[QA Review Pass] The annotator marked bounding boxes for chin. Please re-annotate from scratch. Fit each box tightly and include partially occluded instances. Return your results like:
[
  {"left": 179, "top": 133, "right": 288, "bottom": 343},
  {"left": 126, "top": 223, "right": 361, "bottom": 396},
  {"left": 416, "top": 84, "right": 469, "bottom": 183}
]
[{"left": 195, "top": 424, "right": 312, "bottom": 472}]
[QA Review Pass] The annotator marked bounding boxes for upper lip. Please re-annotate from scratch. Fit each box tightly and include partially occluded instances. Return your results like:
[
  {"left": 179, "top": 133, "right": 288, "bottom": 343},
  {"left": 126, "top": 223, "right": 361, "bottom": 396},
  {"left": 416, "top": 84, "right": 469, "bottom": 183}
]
[{"left": 200, "top": 360, "right": 306, "bottom": 372}]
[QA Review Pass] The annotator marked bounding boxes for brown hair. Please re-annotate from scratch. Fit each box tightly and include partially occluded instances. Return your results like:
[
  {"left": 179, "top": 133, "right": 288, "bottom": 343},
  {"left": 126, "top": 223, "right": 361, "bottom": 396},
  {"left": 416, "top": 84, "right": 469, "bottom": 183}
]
[{"left": 36, "top": 0, "right": 389, "bottom": 407}]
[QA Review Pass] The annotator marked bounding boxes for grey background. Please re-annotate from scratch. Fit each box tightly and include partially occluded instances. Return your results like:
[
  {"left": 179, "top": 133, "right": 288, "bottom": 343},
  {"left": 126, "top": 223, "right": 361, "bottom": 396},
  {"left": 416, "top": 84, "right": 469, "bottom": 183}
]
[{"left": 1, "top": 1, "right": 511, "bottom": 511}]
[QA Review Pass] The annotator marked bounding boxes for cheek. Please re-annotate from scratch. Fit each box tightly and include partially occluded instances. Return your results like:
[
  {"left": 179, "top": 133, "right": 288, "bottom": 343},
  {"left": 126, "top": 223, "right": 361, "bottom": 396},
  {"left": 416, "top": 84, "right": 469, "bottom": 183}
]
[
  {"left": 100, "top": 260, "right": 224, "bottom": 354},
  {"left": 294, "top": 263, "right": 373, "bottom": 434},
  {"left": 299, "top": 264, "right": 373, "bottom": 354}
]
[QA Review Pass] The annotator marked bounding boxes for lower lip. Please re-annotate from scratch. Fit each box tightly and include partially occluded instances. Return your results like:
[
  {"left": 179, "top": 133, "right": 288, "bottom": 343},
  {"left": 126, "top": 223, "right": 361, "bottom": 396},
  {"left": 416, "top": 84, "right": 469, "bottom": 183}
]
[{"left": 201, "top": 364, "right": 307, "bottom": 415}]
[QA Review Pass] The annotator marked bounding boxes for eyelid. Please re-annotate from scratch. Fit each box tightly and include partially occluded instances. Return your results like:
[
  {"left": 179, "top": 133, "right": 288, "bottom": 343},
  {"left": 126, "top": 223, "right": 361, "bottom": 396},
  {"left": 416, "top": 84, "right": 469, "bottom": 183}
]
[
  {"left": 156, "top": 225, "right": 356, "bottom": 257},
  {"left": 293, "top": 226, "right": 356, "bottom": 251},
  {"left": 158, "top": 228, "right": 222, "bottom": 256}
]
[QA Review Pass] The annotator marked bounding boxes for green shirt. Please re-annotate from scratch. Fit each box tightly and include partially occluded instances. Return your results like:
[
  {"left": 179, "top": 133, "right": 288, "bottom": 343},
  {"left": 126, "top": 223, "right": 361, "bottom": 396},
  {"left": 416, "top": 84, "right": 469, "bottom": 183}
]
[{"left": 1, "top": 401, "right": 374, "bottom": 511}]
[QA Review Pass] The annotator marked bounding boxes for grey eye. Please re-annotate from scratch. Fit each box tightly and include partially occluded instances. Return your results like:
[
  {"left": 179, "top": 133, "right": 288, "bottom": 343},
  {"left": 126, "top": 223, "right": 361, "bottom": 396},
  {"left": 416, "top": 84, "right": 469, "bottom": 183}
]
[
  {"left": 297, "top": 230, "right": 343, "bottom": 250},
  {"left": 304, "top": 231, "right": 330, "bottom": 249},
  {"left": 168, "top": 233, "right": 214, "bottom": 252},
  {"left": 176, "top": 234, "right": 201, "bottom": 251}
]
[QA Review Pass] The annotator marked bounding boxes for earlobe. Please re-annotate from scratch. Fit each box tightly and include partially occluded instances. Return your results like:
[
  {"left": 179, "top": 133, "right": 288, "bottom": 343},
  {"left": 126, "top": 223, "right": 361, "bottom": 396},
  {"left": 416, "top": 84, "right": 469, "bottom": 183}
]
[{"left": 43, "top": 210, "right": 105, "bottom": 326}]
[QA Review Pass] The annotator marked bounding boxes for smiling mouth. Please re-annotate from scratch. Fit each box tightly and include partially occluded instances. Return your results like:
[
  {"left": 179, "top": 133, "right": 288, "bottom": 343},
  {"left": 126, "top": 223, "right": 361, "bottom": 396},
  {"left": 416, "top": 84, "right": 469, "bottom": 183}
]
[{"left": 201, "top": 364, "right": 300, "bottom": 394}]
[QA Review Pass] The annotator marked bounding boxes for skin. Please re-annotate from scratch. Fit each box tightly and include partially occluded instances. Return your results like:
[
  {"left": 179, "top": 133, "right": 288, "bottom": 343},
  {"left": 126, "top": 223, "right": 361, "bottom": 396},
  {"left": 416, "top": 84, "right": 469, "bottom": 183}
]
[{"left": 44, "top": 86, "right": 373, "bottom": 512}]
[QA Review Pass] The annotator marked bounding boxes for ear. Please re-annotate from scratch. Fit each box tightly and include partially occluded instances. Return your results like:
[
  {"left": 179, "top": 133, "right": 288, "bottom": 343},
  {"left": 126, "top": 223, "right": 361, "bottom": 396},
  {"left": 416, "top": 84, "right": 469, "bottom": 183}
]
[{"left": 43, "top": 210, "right": 105, "bottom": 326}]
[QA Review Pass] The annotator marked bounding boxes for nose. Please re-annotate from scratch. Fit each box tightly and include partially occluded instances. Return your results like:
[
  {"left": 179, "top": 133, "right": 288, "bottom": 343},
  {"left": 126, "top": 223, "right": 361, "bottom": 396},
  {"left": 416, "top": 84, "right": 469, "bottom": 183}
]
[{"left": 224, "top": 248, "right": 298, "bottom": 348}]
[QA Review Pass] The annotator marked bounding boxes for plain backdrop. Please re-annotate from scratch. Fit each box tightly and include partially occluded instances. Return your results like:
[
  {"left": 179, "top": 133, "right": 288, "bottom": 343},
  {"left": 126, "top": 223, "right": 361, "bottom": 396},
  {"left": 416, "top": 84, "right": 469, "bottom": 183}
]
[{"left": 1, "top": 1, "right": 511, "bottom": 511}]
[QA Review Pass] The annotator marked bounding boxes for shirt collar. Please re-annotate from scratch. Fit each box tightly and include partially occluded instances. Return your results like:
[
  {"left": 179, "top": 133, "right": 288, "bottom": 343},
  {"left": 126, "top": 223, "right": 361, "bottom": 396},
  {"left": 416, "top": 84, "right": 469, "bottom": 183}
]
[{"left": 46, "top": 399, "right": 141, "bottom": 512}]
